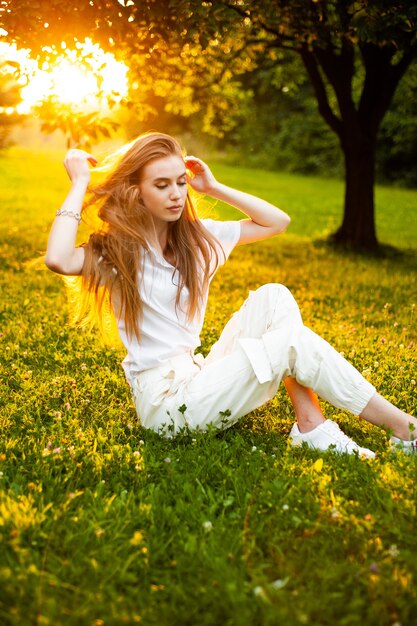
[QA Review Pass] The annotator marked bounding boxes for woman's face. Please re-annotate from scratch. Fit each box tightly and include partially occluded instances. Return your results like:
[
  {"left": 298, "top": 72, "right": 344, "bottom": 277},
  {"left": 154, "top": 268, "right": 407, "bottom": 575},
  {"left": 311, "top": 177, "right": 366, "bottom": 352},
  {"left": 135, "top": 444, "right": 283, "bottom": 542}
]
[{"left": 139, "top": 155, "right": 188, "bottom": 231}]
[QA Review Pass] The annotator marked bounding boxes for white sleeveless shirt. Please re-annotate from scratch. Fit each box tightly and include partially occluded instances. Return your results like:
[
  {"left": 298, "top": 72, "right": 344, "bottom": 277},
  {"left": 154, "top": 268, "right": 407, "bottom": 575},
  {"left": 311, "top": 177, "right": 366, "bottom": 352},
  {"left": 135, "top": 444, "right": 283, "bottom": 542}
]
[{"left": 118, "top": 219, "right": 241, "bottom": 384}]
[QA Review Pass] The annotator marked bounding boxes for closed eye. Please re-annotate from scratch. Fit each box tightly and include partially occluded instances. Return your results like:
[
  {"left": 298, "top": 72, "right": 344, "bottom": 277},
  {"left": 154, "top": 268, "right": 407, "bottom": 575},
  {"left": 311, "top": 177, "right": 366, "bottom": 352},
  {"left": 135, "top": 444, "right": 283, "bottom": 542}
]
[{"left": 155, "top": 180, "right": 187, "bottom": 189}]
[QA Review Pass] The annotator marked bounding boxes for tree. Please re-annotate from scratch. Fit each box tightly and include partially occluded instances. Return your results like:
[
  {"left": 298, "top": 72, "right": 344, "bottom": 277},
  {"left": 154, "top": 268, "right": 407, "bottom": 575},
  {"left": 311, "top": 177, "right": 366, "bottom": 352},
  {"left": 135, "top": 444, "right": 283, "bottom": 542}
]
[
  {"left": 137, "top": 0, "right": 417, "bottom": 250},
  {"left": 2, "top": 0, "right": 417, "bottom": 249}
]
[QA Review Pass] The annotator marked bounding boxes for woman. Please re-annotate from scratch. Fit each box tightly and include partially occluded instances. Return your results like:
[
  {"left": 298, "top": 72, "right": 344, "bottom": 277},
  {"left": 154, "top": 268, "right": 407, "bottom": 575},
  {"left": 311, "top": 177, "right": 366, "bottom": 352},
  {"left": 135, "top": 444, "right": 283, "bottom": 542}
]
[{"left": 45, "top": 132, "right": 417, "bottom": 457}]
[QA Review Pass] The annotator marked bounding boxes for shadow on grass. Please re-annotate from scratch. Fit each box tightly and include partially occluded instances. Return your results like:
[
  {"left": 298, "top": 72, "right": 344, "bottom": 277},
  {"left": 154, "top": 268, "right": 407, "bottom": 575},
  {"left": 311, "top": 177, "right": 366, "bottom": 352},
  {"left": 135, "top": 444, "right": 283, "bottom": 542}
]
[{"left": 314, "top": 235, "right": 417, "bottom": 266}]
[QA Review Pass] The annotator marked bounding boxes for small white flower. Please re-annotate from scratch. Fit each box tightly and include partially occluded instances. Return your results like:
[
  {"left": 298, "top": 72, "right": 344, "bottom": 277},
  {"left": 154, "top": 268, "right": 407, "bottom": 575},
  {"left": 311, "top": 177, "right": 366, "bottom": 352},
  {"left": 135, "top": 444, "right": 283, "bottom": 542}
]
[
  {"left": 253, "top": 586, "right": 266, "bottom": 598},
  {"left": 251, "top": 446, "right": 257, "bottom": 452},
  {"left": 270, "top": 577, "right": 289, "bottom": 590},
  {"left": 202, "top": 520, "right": 213, "bottom": 532},
  {"left": 282, "top": 504, "right": 289, "bottom": 511},
  {"left": 388, "top": 544, "right": 400, "bottom": 558},
  {"left": 164, "top": 457, "right": 171, "bottom": 463}
]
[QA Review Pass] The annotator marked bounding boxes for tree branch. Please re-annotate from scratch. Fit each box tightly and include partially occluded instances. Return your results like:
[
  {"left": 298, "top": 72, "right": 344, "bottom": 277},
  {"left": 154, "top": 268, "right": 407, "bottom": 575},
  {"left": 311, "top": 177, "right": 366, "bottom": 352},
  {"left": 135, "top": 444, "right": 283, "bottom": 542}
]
[
  {"left": 314, "top": 41, "right": 356, "bottom": 125},
  {"left": 359, "top": 42, "right": 417, "bottom": 132},
  {"left": 300, "top": 45, "right": 342, "bottom": 137},
  {"left": 221, "top": 0, "right": 250, "bottom": 20}
]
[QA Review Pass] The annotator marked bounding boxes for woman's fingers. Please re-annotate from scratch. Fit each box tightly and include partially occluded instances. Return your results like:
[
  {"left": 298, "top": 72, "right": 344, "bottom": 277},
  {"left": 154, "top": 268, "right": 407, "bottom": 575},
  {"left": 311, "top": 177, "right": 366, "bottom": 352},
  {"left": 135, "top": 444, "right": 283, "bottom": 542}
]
[
  {"left": 185, "top": 155, "right": 217, "bottom": 194},
  {"left": 64, "top": 148, "right": 96, "bottom": 161},
  {"left": 185, "top": 155, "right": 203, "bottom": 164},
  {"left": 64, "top": 149, "right": 97, "bottom": 181},
  {"left": 185, "top": 155, "right": 206, "bottom": 173}
]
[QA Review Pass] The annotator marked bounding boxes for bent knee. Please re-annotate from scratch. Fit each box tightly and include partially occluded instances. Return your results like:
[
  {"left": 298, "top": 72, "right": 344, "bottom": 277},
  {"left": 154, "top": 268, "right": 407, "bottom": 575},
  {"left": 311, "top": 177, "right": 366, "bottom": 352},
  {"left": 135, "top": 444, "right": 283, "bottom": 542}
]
[{"left": 254, "top": 283, "right": 298, "bottom": 307}]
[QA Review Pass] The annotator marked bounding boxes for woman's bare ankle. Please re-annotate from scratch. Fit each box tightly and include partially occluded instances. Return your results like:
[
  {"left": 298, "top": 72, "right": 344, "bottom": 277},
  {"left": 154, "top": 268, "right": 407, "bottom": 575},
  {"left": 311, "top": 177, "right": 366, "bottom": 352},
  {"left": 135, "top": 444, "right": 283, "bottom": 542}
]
[
  {"left": 391, "top": 421, "right": 417, "bottom": 441},
  {"left": 296, "top": 414, "right": 326, "bottom": 434}
]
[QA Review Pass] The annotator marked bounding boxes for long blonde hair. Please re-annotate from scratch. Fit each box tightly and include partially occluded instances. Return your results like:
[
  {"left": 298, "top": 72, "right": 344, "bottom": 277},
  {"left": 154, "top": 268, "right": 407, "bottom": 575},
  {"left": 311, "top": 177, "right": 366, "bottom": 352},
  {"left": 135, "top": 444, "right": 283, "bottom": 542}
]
[{"left": 74, "top": 132, "right": 221, "bottom": 341}]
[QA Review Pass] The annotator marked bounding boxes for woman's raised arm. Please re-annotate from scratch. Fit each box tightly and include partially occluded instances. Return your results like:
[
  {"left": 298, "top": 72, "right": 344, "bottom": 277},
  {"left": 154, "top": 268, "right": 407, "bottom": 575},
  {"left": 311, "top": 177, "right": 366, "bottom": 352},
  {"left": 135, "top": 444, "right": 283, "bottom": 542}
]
[
  {"left": 45, "top": 149, "right": 97, "bottom": 276},
  {"left": 185, "top": 156, "right": 291, "bottom": 245}
]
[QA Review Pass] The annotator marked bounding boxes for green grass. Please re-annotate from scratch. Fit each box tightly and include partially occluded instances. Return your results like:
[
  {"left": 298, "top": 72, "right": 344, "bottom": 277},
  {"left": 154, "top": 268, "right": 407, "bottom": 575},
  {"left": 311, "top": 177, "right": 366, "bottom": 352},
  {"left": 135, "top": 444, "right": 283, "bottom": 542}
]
[{"left": 1, "top": 147, "right": 417, "bottom": 626}]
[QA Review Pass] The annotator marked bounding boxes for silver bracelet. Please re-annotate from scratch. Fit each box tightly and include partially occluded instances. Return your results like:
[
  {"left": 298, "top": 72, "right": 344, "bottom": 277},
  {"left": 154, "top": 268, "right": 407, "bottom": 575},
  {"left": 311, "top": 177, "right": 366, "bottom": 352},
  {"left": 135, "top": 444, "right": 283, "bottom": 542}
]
[{"left": 56, "top": 209, "right": 82, "bottom": 224}]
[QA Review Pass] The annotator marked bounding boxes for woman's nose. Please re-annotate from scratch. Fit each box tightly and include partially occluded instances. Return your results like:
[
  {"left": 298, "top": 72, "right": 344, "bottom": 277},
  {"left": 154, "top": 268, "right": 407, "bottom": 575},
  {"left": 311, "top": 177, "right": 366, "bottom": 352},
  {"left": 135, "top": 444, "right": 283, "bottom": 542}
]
[{"left": 170, "top": 185, "right": 181, "bottom": 199}]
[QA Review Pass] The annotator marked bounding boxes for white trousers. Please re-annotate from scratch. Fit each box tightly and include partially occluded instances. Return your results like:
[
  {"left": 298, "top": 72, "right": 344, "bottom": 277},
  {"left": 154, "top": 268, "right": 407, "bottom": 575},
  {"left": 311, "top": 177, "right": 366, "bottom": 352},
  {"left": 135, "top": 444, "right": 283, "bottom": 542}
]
[{"left": 131, "top": 284, "right": 376, "bottom": 436}]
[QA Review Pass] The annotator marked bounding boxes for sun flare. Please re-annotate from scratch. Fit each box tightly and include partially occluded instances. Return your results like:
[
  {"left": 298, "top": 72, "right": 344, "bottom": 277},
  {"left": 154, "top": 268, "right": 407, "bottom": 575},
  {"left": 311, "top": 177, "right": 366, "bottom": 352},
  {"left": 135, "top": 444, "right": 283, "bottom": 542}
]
[
  {"left": 0, "top": 38, "right": 129, "bottom": 114},
  {"left": 42, "top": 60, "right": 100, "bottom": 105}
]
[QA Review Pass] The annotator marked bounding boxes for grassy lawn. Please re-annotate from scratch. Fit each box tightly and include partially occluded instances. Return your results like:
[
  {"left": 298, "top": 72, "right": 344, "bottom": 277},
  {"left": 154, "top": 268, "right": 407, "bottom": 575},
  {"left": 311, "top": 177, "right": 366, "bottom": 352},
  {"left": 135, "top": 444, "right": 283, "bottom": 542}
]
[{"left": 0, "top": 147, "right": 416, "bottom": 626}]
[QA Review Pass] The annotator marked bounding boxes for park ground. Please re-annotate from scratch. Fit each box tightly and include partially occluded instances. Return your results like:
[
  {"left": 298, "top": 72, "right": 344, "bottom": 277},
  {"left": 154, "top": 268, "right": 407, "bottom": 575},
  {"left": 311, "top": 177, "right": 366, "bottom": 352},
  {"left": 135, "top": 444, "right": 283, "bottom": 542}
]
[{"left": 0, "top": 147, "right": 416, "bottom": 625}]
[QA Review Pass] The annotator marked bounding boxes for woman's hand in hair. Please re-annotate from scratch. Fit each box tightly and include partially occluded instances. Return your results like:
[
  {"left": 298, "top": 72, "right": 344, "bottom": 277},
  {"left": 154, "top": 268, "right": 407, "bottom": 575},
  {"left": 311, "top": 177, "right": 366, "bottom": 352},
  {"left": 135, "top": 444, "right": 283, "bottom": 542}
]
[
  {"left": 185, "top": 156, "right": 217, "bottom": 195},
  {"left": 64, "top": 149, "right": 98, "bottom": 186}
]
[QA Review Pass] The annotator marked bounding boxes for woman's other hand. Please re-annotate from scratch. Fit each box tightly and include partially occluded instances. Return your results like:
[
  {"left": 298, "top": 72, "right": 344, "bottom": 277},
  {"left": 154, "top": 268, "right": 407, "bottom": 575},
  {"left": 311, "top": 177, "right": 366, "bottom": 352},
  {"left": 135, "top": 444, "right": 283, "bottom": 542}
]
[
  {"left": 185, "top": 156, "right": 217, "bottom": 195},
  {"left": 64, "top": 149, "right": 98, "bottom": 185}
]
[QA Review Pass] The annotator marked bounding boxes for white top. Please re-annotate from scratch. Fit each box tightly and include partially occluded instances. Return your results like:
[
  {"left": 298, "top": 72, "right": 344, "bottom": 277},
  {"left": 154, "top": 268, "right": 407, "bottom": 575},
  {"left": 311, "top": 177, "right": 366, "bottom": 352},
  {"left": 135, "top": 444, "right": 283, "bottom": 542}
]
[{"left": 118, "top": 219, "right": 241, "bottom": 384}]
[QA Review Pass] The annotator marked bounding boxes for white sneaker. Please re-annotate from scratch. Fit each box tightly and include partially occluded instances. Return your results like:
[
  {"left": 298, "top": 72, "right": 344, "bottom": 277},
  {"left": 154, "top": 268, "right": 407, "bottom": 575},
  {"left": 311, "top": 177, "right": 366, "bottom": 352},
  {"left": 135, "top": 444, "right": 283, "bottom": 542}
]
[
  {"left": 390, "top": 436, "right": 417, "bottom": 454},
  {"left": 289, "top": 419, "right": 375, "bottom": 458}
]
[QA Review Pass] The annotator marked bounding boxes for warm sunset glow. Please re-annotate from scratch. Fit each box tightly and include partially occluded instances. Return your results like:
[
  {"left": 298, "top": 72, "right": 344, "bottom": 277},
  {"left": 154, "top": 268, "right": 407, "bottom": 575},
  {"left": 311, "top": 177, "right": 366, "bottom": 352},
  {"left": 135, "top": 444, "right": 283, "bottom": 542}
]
[
  {"left": 39, "top": 60, "right": 99, "bottom": 105},
  {"left": 0, "top": 38, "right": 129, "bottom": 113}
]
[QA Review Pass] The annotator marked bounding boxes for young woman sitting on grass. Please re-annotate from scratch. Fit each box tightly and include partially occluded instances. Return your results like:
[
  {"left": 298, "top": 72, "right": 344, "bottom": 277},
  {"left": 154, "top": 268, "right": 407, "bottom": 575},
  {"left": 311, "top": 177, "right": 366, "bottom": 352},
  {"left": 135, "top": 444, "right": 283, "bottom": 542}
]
[{"left": 45, "top": 132, "right": 417, "bottom": 457}]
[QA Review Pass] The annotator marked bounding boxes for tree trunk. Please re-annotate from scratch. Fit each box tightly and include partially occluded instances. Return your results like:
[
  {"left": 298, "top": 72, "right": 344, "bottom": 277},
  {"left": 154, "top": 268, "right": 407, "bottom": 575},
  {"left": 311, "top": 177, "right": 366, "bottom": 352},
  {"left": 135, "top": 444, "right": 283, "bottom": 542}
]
[
  {"left": 300, "top": 41, "right": 416, "bottom": 252},
  {"left": 332, "top": 130, "right": 378, "bottom": 251}
]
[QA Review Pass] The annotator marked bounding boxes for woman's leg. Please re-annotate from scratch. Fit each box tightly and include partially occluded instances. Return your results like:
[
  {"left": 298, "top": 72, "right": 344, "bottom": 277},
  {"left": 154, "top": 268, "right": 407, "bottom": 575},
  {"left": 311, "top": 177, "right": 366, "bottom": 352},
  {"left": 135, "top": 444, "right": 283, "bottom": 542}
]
[
  {"left": 181, "top": 287, "right": 362, "bottom": 437},
  {"left": 284, "top": 378, "right": 417, "bottom": 455},
  {"left": 360, "top": 392, "right": 417, "bottom": 440},
  {"left": 284, "top": 377, "right": 376, "bottom": 457},
  {"left": 205, "top": 285, "right": 416, "bottom": 449},
  {"left": 152, "top": 284, "right": 413, "bottom": 451},
  {"left": 285, "top": 382, "right": 417, "bottom": 441},
  {"left": 283, "top": 377, "right": 325, "bottom": 433}
]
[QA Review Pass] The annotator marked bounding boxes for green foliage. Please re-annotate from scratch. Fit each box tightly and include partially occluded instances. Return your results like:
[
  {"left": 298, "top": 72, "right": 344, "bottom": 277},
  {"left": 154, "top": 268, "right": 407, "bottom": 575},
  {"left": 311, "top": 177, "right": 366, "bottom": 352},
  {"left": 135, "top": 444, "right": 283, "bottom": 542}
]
[
  {"left": 219, "top": 63, "right": 343, "bottom": 175},
  {"left": 0, "top": 148, "right": 417, "bottom": 624},
  {"left": 378, "top": 59, "right": 417, "bottom": 187},
  {"left": 35, "top": 99, "right": 120, "bottom": 149}
]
